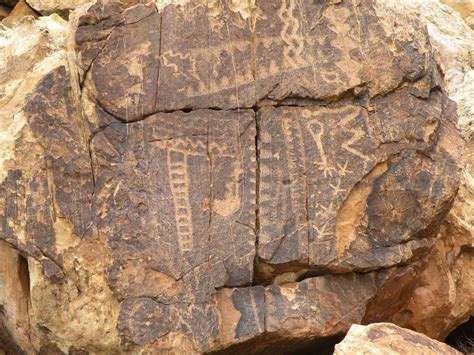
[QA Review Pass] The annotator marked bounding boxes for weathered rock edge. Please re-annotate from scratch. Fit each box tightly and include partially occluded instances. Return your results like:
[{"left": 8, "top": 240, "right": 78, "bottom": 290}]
[{"left": 0, "top": 0, "right": 466, "bottom": 353}]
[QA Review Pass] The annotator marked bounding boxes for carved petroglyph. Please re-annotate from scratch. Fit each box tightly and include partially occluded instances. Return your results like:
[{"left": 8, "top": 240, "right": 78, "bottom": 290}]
[
  {"left": 161, "top": 42, "right": 252, "bottom": 98},
  {"left": 61, "top": 2, "right": 468, "bottom": 352},
  {"left": 340, "top": 108, "right": 371, "bottom": 161},
  {"left": 212, "top": 162, "right": 242, "bottom": 218},
  {"left": 167, "top": 149, "right": 194, "bottom": 253},
  {"left": 257, "top": 90, "right": 453, "bottom": 273},
  {"left": 278, "top": 0, "right": 307, "bottom": 69},
  {"left": 160, "top": 50, "right": 197, "bottom": 78},
  {"left": 92, "top": 109, "right": 256, "bottom": 305},
  {"left": 281, "top": 118, "right": 306, "bottom": 219},
  {"left": 306, "top": 118, "right": 335, "bottom": 179}
]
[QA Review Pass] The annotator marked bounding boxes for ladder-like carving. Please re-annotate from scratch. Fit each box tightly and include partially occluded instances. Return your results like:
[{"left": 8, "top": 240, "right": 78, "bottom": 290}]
[{"left": 167, "top": 149, "right": 194, "bottom": 253}]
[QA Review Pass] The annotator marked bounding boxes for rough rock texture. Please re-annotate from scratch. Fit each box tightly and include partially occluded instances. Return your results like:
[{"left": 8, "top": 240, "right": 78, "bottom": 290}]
[
  {"left": 371, "top": 0, "right": 474, "bottom": 341},
  {"left": 441, "top": 0, "right": 474, "bottom": 29},
  {"left": 0, "top": 13, "right": 120, "bottom": 353},
  {"left": 26, "top": 0, "right": 153, "bottom": 17},
  {"left": 25, "top": 0, "right": 92, "bottom": 16},
  {"left": 392, "top": 0, "right": 474, "bottom": 141},
  {"left": 0, "top": 0, "right": 470, "bottom": 353},
  {"left": 1, "top": 0, "right": 37, "bottom": 27},
  {"left": 334, "top": 323, "right": 461, "bottom": 355}
]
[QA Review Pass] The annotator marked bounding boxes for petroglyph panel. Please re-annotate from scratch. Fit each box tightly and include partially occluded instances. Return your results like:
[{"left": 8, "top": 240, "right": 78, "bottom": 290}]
[
  {"left": 154, "top": 0, "right": 429, "bottom": 109},
  {"left": 91, "top": 109, "right": 256, "bottom": 302},
  {"left": 258, "top": 104, "right": 379, "bottom": 272},
  {"left": 77, "top": 3, "right": 161, "bottom": 122},
  {"left": 258, "top": 87, "right": 459, "bottom": 275},
  {"left": 78, "top": 0, "right": 431, "bottom": 119},
  {"left": 156, "top": 0, "right": 257, "bottom": 111}
]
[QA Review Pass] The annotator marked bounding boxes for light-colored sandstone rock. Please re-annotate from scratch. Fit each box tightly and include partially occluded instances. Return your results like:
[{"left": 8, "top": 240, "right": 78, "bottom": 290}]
[
  {"left": 26, "top": 0, "right": 155, "bottom": 16},
  {"left": 334, "top": 323, "right": 461, "bottom": 355},
  {"left": 384, "top": 0, "right": 474, "bottom": 140},
  {"left": 2, "top": 0, "right": 37, "bottom": 27},
  {"left": 25, "top": 0, "right": 91, "bottom": 16},
  {"left": 0, "top": 14, "right": 120, "bottom": 353},
  {"left": 441, "top": 0, "right": 474, "bottom": 29}
]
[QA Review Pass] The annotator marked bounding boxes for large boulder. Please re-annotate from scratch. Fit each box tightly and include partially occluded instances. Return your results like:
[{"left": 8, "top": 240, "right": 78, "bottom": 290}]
[
  {"left": 367, "top": 0, "right": 474, "bottom": 341},
  {"left": 0, "top": 0, "right": 469, "bottom": 353},
  {"left": 334, "top": 323, "right": 461, "bottom": 355},
  {"left": 24, "top": 0, "right": 93, "bottom": 16}
]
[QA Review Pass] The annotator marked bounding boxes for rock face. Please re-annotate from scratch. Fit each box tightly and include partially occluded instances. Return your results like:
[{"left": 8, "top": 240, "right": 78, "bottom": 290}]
[
  {"left": 368, "top": 0, "right": 474, "bottom": 341},
  {"left": 334, "top": 323, "right": 462, "bottom": 355},
  {"left": 0, "top": 0, "right": 470, "bottom": 354},
  {"left": 391, "top": 0, "right": 474, "bottom": 141},
  {"left": 2, "top": 0, "right": 37, "bottom": 27},
  {"left": 0, "top": 13, "right": 120, "bottom": 354},
  {"left": 25, "top": 0, "right": 93, "bottom": 16},
  {"left": 441, "top": 0, "right": 474, "bottom": 29}
]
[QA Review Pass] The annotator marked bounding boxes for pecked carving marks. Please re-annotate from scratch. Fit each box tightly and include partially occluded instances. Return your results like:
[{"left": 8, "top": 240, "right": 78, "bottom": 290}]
[
  {"left": 76, "top": 2, "right": 161, "bottom": 122},
  {"left": 70, "top": 0, "right": 464, "bottom": 352},
  {"left": 1, "top": 66, "right": 93, "bottom": 284},
  {"left": 256, "top": 86, "right": 460, "bottom": 277},
  {"left": 121, "top": 266, "right": 406, "bottom": 353},
  {"left": 257, "top": 104, "right": 379, "bottom": 277},
  {"left": 91, "top": 109, "right": 256, "bottom": 303},
  {"left": 78, "top": 0, "right": 432, "bottom": 119},
  {"left": 167, "top": 149, "right": 195, "bottom": 253}
]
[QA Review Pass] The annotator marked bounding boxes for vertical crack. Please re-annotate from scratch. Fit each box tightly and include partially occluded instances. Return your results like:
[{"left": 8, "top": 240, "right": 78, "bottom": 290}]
[
  {"left": 207, "top": 118, "right": 213, "bottom": 265},
  {"left": 88, "top": 137, "right": 96, "bottom": 189},
  {"left": 18, "top": 254, "right": 32, "bottom": 348},
  {"left": 253, "top": 108, "right": 261, "bottom": 285}
]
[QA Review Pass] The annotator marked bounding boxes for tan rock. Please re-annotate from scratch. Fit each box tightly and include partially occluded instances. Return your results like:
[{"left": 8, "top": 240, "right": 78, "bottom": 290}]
[
  {"left": 26, "top": 0, "right": 153, "bottom": 16},
  {"left": 441, "top": 0, "right": 474, "bottom": 29},
  {"left": 393, "top": 0, "right": 474, "bottom": 141},
  {"left": 25, "top": 0, "right": 91, "bottom": 16},
  {"left": 334, "top": 323, "right": 461, "bottom": 355},
  {"left": 2, "top": 0, "right": 37, "bottom": 27}
]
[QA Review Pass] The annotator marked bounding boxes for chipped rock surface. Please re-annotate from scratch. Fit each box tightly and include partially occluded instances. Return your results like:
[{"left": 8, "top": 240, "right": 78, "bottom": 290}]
[
  {"left": 334, "top": 323, "right": 461, "bottom": 355},
  {"left": 0, "top": 13, "right": 120, "bottom": 354},
  {"left": 388, "top": 0, "right": 474, "bottom": 140},
  {"left": 372, "top": 0, "right": 474, "bottom": 341},
  {"left": 441, "top": 0, "right": 474, "bottom": 29},
  {"left": 25, "top": 0, "right": 93, "bottom": 16},
  {"left": 1, "top": 0, "right": 37, "bottom": 27},
  {"left": 0, "top": 0, "right": 471, "bottom": 353}
]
